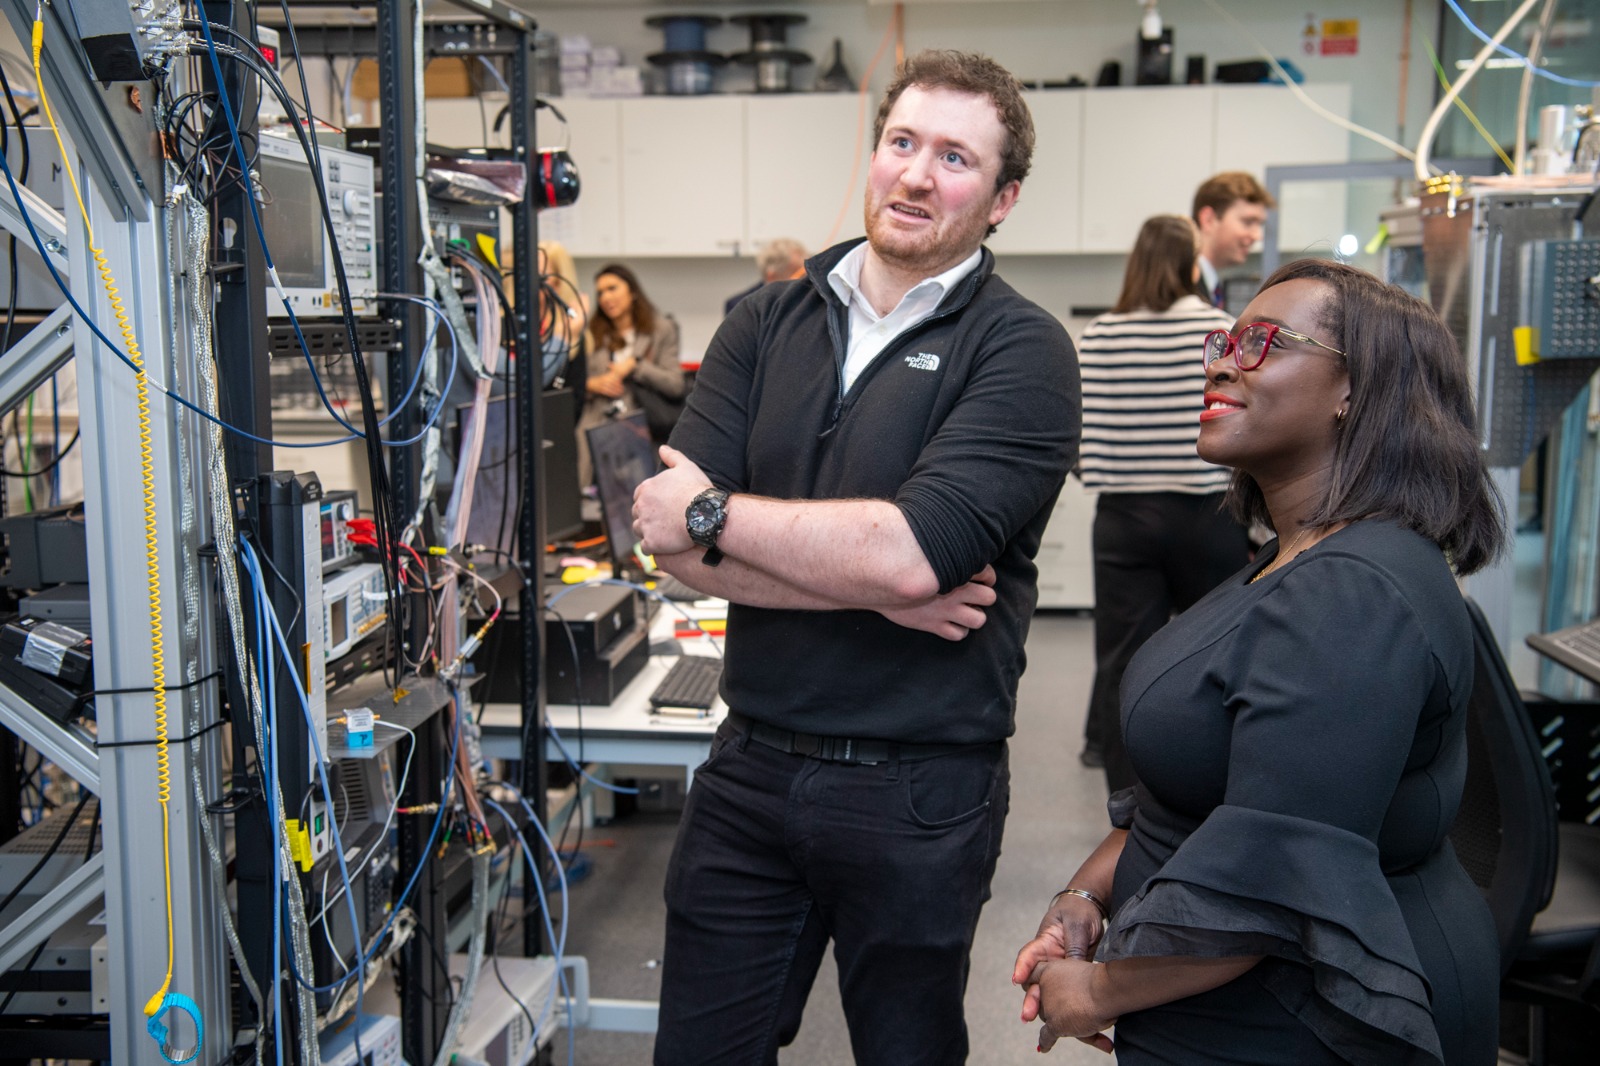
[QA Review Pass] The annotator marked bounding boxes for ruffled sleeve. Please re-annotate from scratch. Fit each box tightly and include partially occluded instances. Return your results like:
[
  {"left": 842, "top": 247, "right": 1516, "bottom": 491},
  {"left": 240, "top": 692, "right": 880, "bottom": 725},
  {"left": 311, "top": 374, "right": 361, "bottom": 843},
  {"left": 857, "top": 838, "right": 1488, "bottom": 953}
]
[
  {"left": 1107, "top": 786, "right": 1138, "bottom": 831},
  {"left": 1099, "top": 805, "right": 1443, "bottom": 1064},
  {"left": 1099, "top": 551, "right": 1457, "bottom": 1065}
]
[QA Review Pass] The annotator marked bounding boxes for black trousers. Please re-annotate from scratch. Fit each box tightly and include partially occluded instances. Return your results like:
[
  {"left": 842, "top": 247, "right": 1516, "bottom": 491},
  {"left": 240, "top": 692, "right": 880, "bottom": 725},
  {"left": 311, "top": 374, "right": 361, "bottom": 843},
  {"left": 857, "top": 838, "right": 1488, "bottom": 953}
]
[
  {"left": 654, "top": 720, "right": 1010, "bottom": 1065},
  {"left": 1084, "top": 491, "right": 1249, "bottom": 792}
]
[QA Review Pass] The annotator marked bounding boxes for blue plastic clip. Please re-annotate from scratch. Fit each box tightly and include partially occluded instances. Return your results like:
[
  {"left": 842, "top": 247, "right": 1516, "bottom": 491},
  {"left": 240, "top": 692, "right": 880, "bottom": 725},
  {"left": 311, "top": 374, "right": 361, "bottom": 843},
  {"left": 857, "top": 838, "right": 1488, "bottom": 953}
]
[{"left": 146, "top": 992, "right": 203, "bottom": 1065}]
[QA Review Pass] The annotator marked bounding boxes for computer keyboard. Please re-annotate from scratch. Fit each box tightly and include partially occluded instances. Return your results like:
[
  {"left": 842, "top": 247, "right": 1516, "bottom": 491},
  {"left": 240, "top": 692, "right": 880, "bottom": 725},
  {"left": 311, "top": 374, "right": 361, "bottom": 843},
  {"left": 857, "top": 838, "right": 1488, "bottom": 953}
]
[
  {"left": 1528, "top": 618, "right": 1600, "bottom": 686},
  {"left": 649, "top": 656, "right": 723, "bottom": 711},
  {"left": 651, "top": 574, "right": 705, "bottom": 603}
]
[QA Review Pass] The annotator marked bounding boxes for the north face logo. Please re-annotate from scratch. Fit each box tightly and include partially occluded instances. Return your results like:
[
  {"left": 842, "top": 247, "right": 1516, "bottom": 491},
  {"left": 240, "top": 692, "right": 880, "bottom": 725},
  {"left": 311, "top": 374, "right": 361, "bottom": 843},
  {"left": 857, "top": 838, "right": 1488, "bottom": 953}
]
[{"left": 905, "top": 352, "right": 940, "bottom": 371}]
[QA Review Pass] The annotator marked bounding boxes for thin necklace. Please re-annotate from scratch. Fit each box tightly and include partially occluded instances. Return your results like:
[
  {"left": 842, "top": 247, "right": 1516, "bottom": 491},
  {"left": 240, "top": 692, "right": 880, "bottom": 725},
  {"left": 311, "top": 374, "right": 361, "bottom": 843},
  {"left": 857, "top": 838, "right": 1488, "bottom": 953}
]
[{"left": 1250, "top": 527, "right": 1312, "bottom": 585}]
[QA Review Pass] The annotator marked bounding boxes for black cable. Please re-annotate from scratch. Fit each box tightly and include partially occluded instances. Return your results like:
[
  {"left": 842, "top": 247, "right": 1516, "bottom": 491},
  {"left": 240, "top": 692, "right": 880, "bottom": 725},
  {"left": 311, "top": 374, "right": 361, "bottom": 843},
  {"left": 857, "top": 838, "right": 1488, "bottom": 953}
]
[
  {"left": 0, "top": 791, "right": 91, "bottom": 916},
  {"left": 0, "top": 57, "right": 31, "bottom": 367},
  {"left": 68, "top": 668, "right": 224, "bottom": 724},
  {"left": 95, "top": 716, "right": 227, "bottom": 750},
  {"left": 0, "top": 428, "right": 78, "bottom": 478},
  {"left": 198, "top": 32, "right": 406, "bottom": 682},
  {"left": 481, "top": 802, "right": 539, "bottom": 1036}
]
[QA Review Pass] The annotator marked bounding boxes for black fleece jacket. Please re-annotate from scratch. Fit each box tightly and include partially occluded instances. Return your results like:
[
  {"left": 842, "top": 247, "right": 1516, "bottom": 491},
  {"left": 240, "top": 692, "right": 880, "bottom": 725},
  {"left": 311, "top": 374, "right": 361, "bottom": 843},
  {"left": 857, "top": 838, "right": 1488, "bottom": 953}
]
[{"left": 669, "top": 239, "right": 1081, "bottom": 744}]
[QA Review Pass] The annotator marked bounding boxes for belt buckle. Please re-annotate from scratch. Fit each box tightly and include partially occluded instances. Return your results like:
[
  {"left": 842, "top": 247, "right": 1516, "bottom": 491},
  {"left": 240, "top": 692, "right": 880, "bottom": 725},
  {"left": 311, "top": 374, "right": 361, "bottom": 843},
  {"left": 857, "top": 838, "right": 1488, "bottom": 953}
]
[{"left": 790, "top": 732, "right": 821, "bottom": 757}]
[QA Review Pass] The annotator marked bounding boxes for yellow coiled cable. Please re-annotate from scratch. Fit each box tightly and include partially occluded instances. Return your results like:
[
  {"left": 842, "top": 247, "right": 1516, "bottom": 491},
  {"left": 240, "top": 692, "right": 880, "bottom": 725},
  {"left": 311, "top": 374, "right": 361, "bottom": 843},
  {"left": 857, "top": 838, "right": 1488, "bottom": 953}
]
[{"left": 32, "top": 11, "right": 176, "bottom": 1018}]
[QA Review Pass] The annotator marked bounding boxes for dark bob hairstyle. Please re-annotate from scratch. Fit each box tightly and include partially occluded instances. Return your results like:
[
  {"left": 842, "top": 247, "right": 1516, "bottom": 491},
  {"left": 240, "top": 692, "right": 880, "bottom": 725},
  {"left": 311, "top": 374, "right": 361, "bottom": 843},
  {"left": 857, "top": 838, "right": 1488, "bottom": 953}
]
[{"left": 1226, "top": 259, "right": 1507, "bottom": 575}]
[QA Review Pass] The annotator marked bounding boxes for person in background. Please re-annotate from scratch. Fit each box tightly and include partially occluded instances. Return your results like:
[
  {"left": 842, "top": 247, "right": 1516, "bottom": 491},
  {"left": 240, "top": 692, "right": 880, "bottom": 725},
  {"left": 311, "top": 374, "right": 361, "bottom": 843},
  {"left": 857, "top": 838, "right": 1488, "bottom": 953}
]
[
  {"left": 1192, "top": 171, "right": 1274, "bottom": 309},
  {"left": 723, "top": 237, "right": 808, "bottom": 315},
  {"left": 1076, "top": 214, "right": 1249, "bottom": 788},
  {"left": 579, "top": 262, "right": 684, "bottom": 483},
  {"left": 632, "top": 50, "right": 1078, "bottom": 1065},
  {"left": 1014, "top": 259, "right": 1506, "bottom": 1065},
  {"left": 538, "top": 240, "right": 589, "bottom": 404}
]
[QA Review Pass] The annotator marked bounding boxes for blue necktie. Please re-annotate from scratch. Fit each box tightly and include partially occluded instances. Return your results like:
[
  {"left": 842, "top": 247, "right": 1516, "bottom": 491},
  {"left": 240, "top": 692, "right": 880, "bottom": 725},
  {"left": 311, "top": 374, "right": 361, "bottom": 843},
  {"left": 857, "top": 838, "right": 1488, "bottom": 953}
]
[{"left": 1212, "top": 283, "right": 1225, "bottom": 308}]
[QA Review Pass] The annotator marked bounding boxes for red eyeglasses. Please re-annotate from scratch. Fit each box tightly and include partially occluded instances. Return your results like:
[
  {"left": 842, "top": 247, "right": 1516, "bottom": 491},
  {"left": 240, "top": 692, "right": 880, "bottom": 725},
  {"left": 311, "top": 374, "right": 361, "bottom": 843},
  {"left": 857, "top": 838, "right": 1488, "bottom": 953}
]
[{"left": 1203, "top": 322, "right": 1345, "bottom": 371}]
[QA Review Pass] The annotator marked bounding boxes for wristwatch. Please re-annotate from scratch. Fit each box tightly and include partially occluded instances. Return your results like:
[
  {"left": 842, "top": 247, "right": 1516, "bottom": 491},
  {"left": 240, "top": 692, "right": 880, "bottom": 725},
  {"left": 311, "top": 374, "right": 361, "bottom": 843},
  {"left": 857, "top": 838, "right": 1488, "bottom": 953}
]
[{"left": 685, "top": 487, "right": 731, "bottom": 567}]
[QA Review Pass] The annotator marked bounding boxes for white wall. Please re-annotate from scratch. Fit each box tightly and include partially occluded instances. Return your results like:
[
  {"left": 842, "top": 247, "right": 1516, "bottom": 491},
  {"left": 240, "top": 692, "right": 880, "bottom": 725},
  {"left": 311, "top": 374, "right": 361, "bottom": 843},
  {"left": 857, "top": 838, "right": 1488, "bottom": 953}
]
[{"left": 540, "top": 0, "right": 1444, "bottom": 350}]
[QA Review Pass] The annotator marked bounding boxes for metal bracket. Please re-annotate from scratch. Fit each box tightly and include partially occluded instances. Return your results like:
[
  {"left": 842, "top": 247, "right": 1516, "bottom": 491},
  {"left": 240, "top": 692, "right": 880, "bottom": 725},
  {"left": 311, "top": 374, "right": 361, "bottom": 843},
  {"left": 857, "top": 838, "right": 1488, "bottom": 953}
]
[
  {"left": 0, "top": 853, "right": 105, "bottom": 974},
  {"left": 0, "top": 305, "right": 75, "bottom": 416},
  {"left": 0, "top": 679, "right": 100, "bottom": 794}
]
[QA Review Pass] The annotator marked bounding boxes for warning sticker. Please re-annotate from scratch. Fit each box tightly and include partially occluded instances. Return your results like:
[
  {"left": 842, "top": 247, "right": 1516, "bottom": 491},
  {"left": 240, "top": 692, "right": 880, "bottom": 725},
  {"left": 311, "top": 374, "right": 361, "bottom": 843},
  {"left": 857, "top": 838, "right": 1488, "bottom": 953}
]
[{"left": 1321, "top": 18, "right": 1359, "bottom": 56}]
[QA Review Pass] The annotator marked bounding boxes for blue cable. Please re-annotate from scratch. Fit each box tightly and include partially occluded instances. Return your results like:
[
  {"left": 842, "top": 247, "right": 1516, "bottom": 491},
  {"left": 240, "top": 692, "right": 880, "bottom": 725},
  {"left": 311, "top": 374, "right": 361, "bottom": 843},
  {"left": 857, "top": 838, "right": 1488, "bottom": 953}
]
[
  {"left": 1444, "top": 0, "right": 1600, "bottom": 88},
  {"left": 239, "top": 538, "right": 370, "bottom": 1064},
  {"left": 191, "top": 21, "right": 374, "bottom": 436},
  {"left": 0, "top": 144, "right": 455, "bottom": 450},
  {"left": 481, "top": 795, "right": 574, "bottom": 1066}
]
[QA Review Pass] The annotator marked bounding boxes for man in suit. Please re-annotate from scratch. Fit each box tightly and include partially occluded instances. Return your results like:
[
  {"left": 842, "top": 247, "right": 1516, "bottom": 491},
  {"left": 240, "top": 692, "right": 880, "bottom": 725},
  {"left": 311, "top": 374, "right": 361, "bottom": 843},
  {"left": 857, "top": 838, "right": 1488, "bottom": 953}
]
[{"left": 1192, "top": 171, "right": 1274, "bottom": 310}]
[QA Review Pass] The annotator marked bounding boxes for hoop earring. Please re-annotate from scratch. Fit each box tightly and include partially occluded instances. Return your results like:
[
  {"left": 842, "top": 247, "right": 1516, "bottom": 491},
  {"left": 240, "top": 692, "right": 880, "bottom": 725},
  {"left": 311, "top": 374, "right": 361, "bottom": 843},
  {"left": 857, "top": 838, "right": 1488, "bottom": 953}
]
[{"left": 1335, "top": 408, "right": 1347, "bottom": 422}]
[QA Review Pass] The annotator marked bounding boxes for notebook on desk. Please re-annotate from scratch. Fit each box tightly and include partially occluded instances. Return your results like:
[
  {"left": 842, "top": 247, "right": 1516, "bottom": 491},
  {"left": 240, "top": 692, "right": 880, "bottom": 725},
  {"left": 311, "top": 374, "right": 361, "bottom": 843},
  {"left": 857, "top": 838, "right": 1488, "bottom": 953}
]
[{"left": 1526, "top": 617, "right": 1600, "bottom": 685}]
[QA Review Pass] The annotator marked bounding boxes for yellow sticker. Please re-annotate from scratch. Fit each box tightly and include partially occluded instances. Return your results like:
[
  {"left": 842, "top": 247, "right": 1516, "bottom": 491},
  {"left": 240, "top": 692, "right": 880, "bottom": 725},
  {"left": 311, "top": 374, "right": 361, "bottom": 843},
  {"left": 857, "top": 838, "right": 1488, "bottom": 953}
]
[{"left": 1513, "top": 326, "right": 1541, "bottom": 366}]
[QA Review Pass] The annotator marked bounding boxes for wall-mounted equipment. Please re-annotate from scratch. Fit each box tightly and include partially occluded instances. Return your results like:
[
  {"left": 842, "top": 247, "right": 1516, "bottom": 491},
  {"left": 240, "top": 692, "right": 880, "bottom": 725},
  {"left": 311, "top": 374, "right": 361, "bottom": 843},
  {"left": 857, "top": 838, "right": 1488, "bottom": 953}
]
[{"left": 257, "top": 133, "right": 376, "bottom": 318}]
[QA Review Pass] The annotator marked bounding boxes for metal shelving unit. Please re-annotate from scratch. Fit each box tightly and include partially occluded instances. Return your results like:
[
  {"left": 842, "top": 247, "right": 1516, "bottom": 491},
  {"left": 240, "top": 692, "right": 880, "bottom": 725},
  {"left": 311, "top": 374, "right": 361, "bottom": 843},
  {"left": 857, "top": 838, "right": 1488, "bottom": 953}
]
[{"left": 0, "top": 1, "right": 548, "bottom": 1061}]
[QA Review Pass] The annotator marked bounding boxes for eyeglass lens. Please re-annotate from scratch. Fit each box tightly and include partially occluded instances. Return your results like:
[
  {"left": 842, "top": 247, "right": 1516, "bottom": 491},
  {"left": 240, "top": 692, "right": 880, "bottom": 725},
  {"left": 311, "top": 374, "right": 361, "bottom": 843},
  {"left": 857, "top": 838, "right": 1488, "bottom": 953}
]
[{"left": 1205, "top": 324, "right": 1273, "bottom": 370}]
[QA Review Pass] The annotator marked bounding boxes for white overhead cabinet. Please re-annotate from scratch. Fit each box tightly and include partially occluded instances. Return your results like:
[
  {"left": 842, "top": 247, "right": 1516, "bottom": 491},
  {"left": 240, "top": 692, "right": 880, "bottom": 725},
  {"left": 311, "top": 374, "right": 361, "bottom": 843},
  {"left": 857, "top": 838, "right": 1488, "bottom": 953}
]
[
  {"left": 543, "top": 84, "right": 1351, "bottom": 258},
  {"left": 745, "top": 94, "right": 873, "bottom": 254},
  {"left": 1079, "top": 87, "right": 1217, "bottom": 253},
  {"left": 620, "top": 97, "right": 746, "bottom": 256},
  {"left": 1211, "top": 83, "right": 1351, "bottom": 256},
  {"left": 987, "top": 91, "right": 1083, "bottom": 255}
]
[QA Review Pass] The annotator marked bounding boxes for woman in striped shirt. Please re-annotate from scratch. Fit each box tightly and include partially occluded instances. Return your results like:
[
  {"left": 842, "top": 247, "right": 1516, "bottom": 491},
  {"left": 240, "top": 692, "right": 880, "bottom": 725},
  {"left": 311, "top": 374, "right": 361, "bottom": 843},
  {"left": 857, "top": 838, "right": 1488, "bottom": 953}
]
[{"left": 1078, "top": 214, "right": 1250, "bottom": 791}]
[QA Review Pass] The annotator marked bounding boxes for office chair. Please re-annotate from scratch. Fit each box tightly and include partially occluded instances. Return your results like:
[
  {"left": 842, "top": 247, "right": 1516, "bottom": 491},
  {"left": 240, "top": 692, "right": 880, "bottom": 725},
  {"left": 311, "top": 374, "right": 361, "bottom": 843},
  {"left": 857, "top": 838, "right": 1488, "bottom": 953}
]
[
  {"left": 1449, "top": 598, "right": 1600, "bottom": 1063},
  {"left": 1449, "top": 598, "right": 1560, "bottom": 974}
]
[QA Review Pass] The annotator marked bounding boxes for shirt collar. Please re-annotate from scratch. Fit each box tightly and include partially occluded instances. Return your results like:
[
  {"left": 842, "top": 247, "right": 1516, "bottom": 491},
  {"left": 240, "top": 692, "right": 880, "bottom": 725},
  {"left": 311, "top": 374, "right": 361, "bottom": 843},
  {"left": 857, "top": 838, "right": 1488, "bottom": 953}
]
[
  {"left": 1198, "top": 254, "right": 1219, "bottom": 296},
  {"left": 827, "top": 244, "right": 983, "bottom": 321}
]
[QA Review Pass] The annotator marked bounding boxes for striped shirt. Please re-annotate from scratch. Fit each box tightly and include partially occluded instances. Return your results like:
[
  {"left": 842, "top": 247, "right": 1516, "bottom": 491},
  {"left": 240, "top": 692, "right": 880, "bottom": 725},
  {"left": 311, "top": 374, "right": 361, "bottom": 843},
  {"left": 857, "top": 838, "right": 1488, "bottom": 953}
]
[{"left": 1078, "top": 295, "right": 1235, "bottom": 494}]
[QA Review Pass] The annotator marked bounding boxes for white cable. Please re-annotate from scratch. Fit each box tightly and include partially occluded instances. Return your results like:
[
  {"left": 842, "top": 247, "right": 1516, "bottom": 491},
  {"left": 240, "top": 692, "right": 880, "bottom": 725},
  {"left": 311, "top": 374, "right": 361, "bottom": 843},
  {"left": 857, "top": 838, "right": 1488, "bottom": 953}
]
[
  {"left": 1198, "top": 0, "right": 1425, "bottom": 165},
  {"left": 1415, "top": 0, "right": 1543, "bottom": 181},
  {"left": 311, "top": 719, "right": 416, "bottom": 926},
  {"left": 1513, "top": 0, "right": 1560, "bottom": 175}
]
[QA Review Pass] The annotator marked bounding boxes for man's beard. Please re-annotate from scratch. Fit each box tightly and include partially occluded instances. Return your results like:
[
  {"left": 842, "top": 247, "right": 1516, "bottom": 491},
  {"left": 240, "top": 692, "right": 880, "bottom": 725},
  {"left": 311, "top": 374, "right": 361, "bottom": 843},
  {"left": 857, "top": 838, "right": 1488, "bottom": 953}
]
[{"left": 863, "top": 191, "right": 989, "bottom": 275}]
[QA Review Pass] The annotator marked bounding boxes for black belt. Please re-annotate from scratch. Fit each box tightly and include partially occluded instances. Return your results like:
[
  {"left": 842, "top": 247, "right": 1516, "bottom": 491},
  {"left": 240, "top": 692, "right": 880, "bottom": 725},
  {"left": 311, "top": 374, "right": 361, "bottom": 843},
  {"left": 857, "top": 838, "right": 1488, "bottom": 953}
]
[{"left": 725, "top": 711, "right": 986, "bottom": 766}]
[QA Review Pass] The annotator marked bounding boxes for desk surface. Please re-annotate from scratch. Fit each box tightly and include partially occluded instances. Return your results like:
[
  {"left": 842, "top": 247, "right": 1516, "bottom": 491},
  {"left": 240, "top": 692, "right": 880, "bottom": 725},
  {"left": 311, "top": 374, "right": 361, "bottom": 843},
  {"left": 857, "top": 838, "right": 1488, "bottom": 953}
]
[{"left": 478, "top": 595, "right": 728, "bottom": 747}]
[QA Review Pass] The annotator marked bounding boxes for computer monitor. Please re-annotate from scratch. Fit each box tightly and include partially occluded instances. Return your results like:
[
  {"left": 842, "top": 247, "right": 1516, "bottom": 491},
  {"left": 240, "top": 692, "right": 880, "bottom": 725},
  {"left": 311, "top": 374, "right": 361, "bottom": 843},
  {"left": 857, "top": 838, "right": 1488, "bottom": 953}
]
[
  {"left": 453, "top": 391, "right": 585, "bottom": 557},
  {"left": 455, "top": 395, "right": 521, "bottom": 559},
  {"left": 584, "top": 412, "right": 659, "bottom": 572}
]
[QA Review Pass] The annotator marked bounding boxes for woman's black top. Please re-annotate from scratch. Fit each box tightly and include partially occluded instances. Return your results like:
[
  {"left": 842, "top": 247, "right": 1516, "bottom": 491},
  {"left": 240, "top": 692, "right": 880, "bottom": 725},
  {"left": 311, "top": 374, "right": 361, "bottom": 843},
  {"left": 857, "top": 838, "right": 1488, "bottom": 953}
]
[{"left": 1099, "top": 519, "right": 1497, "bottom": 1066}]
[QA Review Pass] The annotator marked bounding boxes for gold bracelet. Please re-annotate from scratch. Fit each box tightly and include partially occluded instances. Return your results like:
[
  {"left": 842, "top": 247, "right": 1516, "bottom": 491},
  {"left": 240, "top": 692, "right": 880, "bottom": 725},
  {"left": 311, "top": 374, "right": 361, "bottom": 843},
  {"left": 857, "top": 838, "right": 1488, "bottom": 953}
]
[{"left": 1055, "top": 886, "right": 1109, "bottom": 922}]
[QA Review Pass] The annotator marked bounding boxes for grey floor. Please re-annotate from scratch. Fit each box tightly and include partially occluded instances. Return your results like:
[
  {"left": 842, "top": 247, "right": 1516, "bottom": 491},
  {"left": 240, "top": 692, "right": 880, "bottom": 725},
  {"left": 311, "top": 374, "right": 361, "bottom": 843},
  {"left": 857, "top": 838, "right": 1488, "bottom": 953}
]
[{"left": 550, "top": 612, "right": 1117, "bottom": 1065}]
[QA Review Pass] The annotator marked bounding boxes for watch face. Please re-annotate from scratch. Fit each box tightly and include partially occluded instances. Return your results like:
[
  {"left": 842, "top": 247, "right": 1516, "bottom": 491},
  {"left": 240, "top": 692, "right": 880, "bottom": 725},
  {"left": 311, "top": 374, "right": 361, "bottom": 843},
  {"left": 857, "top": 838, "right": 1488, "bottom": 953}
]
[{"left": 687, "top": 503, "right": 718, "bottom": 536}]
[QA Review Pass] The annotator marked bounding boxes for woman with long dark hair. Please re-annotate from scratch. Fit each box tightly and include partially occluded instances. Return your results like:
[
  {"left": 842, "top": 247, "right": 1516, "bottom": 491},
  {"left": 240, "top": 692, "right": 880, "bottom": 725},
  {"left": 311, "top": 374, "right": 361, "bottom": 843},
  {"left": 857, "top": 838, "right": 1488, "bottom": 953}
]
[
  {"left": 1016, "top": 260, "right": 1507, "bottom": 1065},
  {"left": 579, "top": 262, "right": 685, "bottom": 483}
]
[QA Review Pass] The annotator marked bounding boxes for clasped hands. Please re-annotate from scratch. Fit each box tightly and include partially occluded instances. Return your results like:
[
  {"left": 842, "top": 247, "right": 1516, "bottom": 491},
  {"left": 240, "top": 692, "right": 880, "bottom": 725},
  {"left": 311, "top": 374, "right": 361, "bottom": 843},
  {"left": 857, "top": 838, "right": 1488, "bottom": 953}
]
[
  {"left": 588, "top": 356, "right": 638, "bottom": 399},
  {"left": 1012, "top": 893, "right": 1118, "bottom": 1054},
  {"left": 631, "top": 446, "right": 998, "bottom": 641}
]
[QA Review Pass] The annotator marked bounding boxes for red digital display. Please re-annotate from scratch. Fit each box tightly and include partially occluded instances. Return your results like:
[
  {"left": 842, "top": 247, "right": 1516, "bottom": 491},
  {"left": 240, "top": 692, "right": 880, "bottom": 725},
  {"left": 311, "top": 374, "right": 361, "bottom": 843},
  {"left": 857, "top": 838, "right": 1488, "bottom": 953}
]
[{"left": 260, "top": 44, "right": 278, "bottom": 65}]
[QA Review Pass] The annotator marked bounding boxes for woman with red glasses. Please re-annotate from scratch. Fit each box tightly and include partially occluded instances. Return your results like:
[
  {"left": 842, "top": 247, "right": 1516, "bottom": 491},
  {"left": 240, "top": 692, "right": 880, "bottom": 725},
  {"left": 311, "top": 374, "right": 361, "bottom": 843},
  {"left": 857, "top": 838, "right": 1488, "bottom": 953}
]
[{"left": 1015, "top": 259, "right": 1506, "bottom": 1065}]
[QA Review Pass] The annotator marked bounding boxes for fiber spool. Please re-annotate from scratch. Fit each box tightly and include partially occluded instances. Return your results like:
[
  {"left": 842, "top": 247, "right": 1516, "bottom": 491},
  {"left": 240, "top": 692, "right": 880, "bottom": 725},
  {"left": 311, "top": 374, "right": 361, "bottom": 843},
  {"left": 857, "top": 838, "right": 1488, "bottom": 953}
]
[
  {"left": 730, "top": 13, "right": 811, "bottom": 93},
  {"left": 645, "top": 14, "right": 726, "bottom": 95}
]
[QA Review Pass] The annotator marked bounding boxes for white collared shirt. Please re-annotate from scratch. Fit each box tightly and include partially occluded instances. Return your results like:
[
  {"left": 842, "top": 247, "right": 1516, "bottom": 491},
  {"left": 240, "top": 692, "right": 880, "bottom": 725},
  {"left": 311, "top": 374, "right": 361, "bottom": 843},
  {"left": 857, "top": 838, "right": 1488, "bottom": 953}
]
[
  {"left": 1198, "top": 255, "right": 1220, "bottom": 303},
  {"left": 827, "top": 245, "right": 982, "bottom": 392}
]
